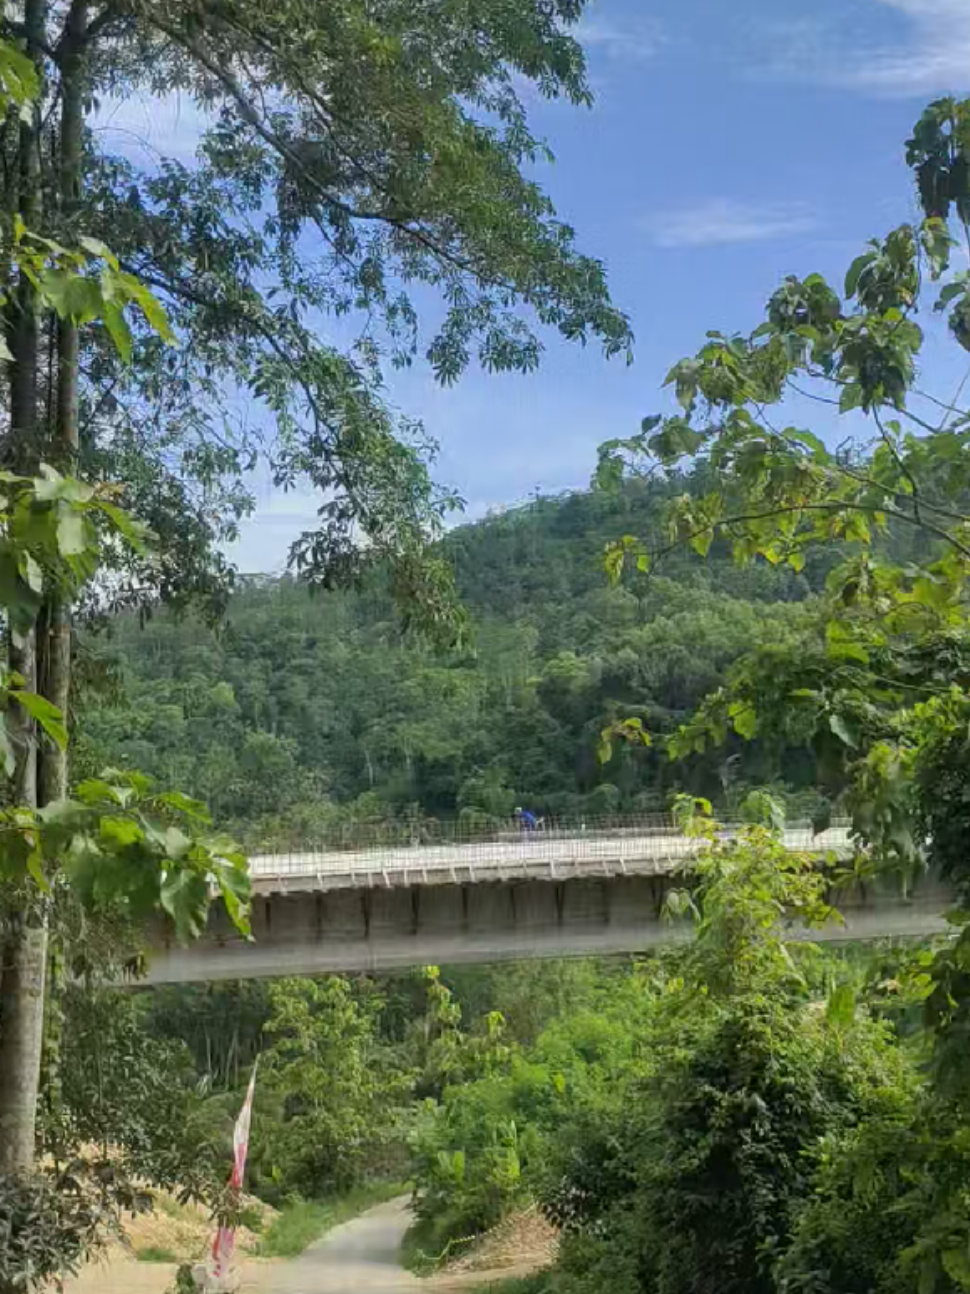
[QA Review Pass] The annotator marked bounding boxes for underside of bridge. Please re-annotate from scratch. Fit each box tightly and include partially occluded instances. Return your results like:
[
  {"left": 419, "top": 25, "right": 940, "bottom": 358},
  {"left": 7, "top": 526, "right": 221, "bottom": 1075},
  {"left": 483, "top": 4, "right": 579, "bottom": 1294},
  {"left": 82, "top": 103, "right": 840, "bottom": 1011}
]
[{"left": 143, "top": 869, "right": 952, "bottom": 984}]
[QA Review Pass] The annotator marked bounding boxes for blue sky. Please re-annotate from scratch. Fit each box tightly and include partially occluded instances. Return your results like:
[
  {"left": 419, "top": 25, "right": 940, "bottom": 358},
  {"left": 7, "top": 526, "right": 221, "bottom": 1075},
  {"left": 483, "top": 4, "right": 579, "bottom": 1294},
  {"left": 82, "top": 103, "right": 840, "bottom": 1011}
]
[{"left": 98, "top": 0, "right": 970, "bottom": 572}]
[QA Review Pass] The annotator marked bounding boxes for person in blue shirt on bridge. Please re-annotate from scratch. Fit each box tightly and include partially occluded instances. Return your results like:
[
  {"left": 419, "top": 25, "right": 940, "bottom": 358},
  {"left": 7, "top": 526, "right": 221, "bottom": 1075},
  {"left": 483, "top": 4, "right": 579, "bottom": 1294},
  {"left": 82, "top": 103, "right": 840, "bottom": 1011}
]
[{"left": 514, "top": 806, "right": 539, "bottom": 832}]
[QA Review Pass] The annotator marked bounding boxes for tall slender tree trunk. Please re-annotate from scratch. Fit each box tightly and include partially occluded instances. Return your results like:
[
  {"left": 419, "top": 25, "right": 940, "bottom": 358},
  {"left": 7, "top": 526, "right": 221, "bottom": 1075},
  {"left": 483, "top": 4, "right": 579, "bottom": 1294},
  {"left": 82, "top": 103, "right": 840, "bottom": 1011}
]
[
  {"left": 0, "top": 0, "right": 48, "bottom": 1180},
  {"left": 39, "top": 0, "right": 86, "bottom": 806}
]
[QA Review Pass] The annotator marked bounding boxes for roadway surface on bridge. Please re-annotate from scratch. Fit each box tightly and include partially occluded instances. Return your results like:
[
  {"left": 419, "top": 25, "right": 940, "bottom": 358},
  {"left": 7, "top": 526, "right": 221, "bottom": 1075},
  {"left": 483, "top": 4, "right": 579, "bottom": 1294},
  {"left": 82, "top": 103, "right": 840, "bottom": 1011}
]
[{"left": 247, "top": 824, "right": 856, "bottom": 892}]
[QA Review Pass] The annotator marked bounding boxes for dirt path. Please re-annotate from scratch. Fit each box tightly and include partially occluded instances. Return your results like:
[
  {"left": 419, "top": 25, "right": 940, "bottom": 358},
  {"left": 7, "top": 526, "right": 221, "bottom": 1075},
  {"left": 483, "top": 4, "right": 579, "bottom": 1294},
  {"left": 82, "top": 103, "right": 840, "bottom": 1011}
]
[
  {"left": 63, "top": 1197, "right": 550, "bottom": 1294},
  {"left": 249, "top": 1197, "right": 420, "bottom": 1294}
]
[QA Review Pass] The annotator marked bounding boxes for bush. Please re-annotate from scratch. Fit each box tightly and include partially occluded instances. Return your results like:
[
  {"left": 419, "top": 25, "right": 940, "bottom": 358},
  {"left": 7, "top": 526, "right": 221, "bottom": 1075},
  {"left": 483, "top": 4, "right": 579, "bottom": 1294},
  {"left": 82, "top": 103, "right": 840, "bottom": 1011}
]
[
  {"left": 0, "top": 1167, "right": 129, "bottom": 1289},
  {"left": 541, "top": 825, "right": 919, "bottom": 1294}
]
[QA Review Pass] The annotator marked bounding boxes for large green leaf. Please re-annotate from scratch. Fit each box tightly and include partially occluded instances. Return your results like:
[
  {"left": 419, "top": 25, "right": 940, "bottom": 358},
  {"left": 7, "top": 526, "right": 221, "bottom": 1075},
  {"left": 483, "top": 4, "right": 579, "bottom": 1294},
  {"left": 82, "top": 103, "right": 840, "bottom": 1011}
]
[{"left": 10, "top": 690, "right": 68, "bottom": 750}]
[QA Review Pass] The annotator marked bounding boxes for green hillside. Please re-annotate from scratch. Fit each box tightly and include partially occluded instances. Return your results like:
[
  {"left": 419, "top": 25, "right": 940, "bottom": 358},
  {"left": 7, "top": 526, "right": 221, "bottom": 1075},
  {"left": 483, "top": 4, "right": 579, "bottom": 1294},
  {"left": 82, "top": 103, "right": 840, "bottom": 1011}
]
[{"left": 77, "top": 480, "right": 826, "bottom": 846}]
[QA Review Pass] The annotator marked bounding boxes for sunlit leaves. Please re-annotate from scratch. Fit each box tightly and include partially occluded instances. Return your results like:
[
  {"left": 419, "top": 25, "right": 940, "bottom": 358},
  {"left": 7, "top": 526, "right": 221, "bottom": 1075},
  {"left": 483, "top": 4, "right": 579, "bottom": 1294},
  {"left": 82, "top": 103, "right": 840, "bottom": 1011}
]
[
  {"left": 0, "top": 39, "right": 38, "bottom": 120},
  {"left": 10, "top": 691, "right": 68, "bottom": 751},
  {"left": 0, "top": 769, "right": 251, "bottom": 943},
  {"left": 825, "top": 983, "right": 857, "bottom": 1030},
  {"left": 0, "top": 469, "right": 160, "bottom": 798},
  {"left": 7, "top": 216, "right": 173, "bottom": 367},
  {"left": 728, "top": 701, "right": 757, "bottom": 741},
  {"left": 844, "top": 227, "right": 919, "bottom": 312},
  {"left": 597, "top": 715, "right": 651, "bottom": 764},
  {"left": 0, "top": 467, "right": 150, "bottom": 645},
  {"left": 603, "top": 534, "right": 649, "bottom": 586},
  {"left": 595, "top": 94, "right": 970, "bottom": 882}
]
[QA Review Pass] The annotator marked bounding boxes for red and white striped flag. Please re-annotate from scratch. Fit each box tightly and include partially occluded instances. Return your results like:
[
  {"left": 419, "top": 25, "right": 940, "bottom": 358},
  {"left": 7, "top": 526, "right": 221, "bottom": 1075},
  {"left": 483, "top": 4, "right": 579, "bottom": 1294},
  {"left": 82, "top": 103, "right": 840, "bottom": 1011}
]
[{"left": 210, "top": 1059, "right": 258, "bottom": 1282}]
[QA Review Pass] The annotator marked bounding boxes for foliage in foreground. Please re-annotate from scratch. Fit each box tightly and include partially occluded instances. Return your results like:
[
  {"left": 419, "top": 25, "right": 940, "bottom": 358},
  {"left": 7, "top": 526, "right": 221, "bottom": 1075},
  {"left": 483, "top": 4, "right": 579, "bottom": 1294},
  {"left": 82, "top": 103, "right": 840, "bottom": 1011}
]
[
  {"left": 600, "top": 94, "right": 970, "bottom": 917},
  {"left": 403, "top": 814, "right": 948, "bottom": 1294}
]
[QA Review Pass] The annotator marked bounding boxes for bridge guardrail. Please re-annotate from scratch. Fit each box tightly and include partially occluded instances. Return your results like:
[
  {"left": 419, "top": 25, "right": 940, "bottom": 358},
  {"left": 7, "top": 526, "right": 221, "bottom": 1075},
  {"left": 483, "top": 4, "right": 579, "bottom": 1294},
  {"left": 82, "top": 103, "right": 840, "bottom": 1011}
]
[{"left": 245, "top": 821, "right": 856, "bottom": 888}]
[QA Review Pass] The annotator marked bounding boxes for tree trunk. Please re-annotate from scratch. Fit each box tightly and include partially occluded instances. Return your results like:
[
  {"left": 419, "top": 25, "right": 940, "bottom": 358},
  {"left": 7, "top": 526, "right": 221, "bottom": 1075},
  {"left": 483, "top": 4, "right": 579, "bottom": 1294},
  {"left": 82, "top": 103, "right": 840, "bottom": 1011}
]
[
  {"left": 0, "top": 0, "right": 48, "bottom": 1185},
  {"left": 38, "top": 0, "right": 86, "bottom": 807},
  {"left": 0, "top": 922, "right": 47, "bottom": 1173}
]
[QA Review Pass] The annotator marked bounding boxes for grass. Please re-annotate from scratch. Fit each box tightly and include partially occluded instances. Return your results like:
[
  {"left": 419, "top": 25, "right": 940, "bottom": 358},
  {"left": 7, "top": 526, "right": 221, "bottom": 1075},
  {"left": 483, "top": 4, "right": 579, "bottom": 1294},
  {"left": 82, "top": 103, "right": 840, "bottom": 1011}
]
[
  {"left": 135, "top": 1245, "right": 180, "bottom": 1263},
  {"left": 257, "top": 1179, "right": 409, "bottom": 1259},
  {"left": 153, "top": 1193, "right": 191, "bottom": 1220}
]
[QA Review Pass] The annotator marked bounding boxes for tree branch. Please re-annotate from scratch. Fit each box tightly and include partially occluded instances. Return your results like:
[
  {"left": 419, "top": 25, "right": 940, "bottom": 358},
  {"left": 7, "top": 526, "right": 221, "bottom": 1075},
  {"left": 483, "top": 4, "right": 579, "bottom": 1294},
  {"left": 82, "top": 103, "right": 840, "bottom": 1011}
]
[
  {"left": 873, "top": 405, "right": 922, "bottom": 523},
  {"left": 656, "top": 499, "right": 970, "bottom": 565},
  {"left": 144, "top": 13, "right": 517, "bottom": 296}
]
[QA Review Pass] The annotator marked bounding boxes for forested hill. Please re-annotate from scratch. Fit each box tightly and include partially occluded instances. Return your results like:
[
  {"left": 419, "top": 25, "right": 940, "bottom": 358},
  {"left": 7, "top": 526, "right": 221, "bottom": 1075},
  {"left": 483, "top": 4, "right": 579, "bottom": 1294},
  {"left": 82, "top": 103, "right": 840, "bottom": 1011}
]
[{"left": 77, "top": 481, "right": 827, "bottom": 846}]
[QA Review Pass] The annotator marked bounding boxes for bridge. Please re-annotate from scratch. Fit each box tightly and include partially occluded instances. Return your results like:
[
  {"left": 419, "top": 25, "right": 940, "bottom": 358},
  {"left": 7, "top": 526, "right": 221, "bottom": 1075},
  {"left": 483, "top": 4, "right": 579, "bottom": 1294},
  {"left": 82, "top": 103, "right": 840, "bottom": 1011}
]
[{"left": 142, "top": 821, "right": 951, "bottom": 983}]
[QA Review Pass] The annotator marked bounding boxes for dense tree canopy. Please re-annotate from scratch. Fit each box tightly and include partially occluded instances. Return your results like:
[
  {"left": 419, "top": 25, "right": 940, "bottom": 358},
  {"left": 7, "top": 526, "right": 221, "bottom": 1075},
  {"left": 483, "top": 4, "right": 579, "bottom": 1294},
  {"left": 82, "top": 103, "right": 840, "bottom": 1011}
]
[{"left": 76, "top": 479, "right": 829, "bottom": 845}]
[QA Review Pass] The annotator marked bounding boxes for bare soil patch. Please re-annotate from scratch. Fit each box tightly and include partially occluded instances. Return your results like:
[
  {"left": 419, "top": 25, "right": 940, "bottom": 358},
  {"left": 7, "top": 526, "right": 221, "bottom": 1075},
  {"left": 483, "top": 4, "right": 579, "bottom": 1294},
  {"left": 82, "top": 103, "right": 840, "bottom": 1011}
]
[{"left": 432, "top": 1206, "right": 558, "bottom": 1289}]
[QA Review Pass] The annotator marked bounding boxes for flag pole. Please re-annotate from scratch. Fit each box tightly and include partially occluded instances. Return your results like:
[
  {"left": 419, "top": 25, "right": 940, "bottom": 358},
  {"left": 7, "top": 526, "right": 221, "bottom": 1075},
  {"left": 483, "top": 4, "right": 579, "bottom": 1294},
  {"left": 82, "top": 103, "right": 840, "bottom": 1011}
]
[{"left": 206, "top": 1057, "right": 259, "bottom": 1293}]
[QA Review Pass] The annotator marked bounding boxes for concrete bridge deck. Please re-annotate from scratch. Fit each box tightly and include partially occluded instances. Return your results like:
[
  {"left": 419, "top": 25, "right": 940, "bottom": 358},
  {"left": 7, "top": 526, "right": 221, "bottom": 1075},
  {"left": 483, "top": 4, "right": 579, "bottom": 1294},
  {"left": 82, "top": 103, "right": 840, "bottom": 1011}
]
[{"left": 142, "top": 822, "right": 952, "bottom": 984}]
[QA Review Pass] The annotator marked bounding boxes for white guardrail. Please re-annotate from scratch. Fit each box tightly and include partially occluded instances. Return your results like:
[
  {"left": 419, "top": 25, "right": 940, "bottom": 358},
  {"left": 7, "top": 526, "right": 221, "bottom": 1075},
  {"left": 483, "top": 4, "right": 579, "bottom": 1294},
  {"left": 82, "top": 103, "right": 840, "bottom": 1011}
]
[{"left": 246, "top": 824, "right": 855, "bottom": 889}]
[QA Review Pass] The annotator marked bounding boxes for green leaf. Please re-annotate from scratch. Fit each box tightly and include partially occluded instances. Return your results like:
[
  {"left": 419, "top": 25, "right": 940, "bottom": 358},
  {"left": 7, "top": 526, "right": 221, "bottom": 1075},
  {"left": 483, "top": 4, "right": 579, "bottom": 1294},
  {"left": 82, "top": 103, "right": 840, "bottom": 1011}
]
[
  {"left": 101, "top": 299, "right": 132, "bottom": 363},
  {"left": 730, "top": 705, "right": 758, "bottom": 740},
  {"left": 78, "top": 235, "right": 119, "bottom": 270},
  {"left": 25, "top": 848, "right": 47, "bottom": 892},
  {"left": 604, "top": 540, "right": 627, "bottom": 586},
  {"left": 120, "top": 274, "right": 176, "bottom": 343},
  {"left": 22, "top": 553, "right": 42, "bottom": 594},
  {"left": 98, "top": 815, "right": 143, "bottom": 848},
  {"left": 828, "top": 712, "right": 859, "bottom": 748},
  {"left": 33, "top": 466, "right": 93, "bottom": 503},
  {"left": 211, "top": 857, "right": 252, "bottom": 936},
  {"left": 789, "top": 428, "right": 830, "bottom": 461},
  {"left": 159, "top": 868, "right": 207, "bottom": 942},
  {"left": 689, "top": 529, "right": 713, "bottom": 558},
  {"left": 0, "top": 41, "right": 40, "bottom": 113},
  {"left": 56, "top": 506, "right": 88, "bottom": 557},
  {"left": 942, "top": 1247, "right": 970, "bottom": 1286},
  {"left": 826, "top": 622, "right": 870, "bottom": 664},
  {"left": 74, "top": 777, "right": 124, "bottom": 806},
  {"left": 163, "top": 825, "right": 192, "bottom": 860},
  {"left": 38, "top": 269, "right": 102, "bottom": 323},
  {"left": 9, "top": 690, "right": 67, "bottom": 750},
  {"left": 936, "top": 279, "right": 968, "bottom": 311},
  {"left": 98, "top": 500, "right": 152, "bottom": 555},
  {"left": 157, "top": 790, "right": 212, "bottom": 823},
  {"left": 845, "top": 252, "right": 877, "bottom": 298},
  {"left": 37, "top": 797, "right": 86, "bottom": 826},
  {"left": 839, "top": 383, "right": 864, "bottom": 413}
]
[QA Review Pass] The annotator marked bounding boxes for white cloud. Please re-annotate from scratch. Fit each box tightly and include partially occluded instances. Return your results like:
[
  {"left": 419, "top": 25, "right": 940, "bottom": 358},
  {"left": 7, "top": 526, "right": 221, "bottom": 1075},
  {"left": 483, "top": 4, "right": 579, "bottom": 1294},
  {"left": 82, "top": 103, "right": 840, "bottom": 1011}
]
[
  {"left": 576, "top": 13, "right": 664, "bottom": 62},
  {"left": 761, "top": 0, "right": 970, "bottom": 97},
  {"left": 92, "top": 92, "right": 208, "bottom": 165},
  {"left": 646, "top": 199, "right": 818, "bottom": 249},
  {"left": 225, "top": 489, "right": 322, "bottom": 574},
  {"left": 852, "top": 0, "right": 970, "bottom": 92}
]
